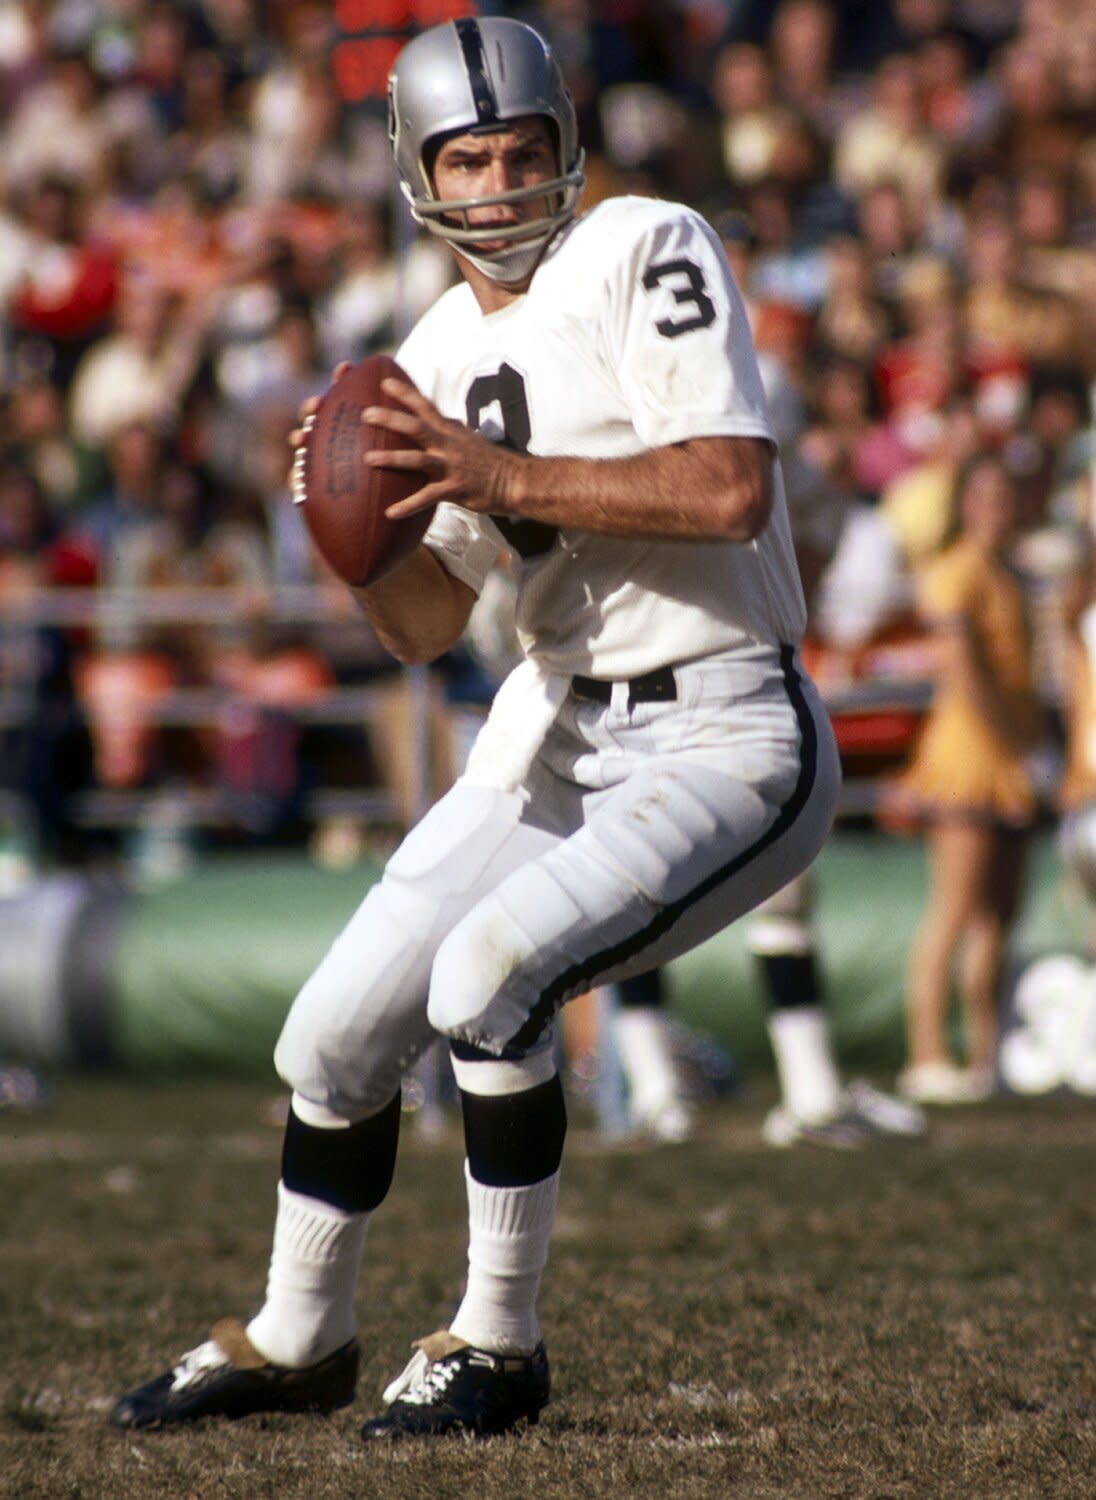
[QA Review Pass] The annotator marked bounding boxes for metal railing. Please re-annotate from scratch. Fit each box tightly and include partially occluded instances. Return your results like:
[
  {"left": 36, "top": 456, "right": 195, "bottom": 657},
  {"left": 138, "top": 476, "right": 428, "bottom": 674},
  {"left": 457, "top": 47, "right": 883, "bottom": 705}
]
[{"left": 2, "top": 584, "right": 938, "bottom": 833}]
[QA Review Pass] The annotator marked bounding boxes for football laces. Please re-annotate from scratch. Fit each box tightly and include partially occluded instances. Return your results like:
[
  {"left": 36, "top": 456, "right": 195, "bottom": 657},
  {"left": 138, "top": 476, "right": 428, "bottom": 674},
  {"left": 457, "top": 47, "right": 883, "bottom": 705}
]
[{"left": 290, "top": 414, "right": 316, "bottom": 506}]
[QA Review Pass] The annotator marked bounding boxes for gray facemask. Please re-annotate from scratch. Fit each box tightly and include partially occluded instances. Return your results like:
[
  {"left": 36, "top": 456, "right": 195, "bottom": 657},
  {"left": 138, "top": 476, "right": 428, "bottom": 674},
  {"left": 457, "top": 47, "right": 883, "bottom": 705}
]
[{"left": 388, "top": 18, "right": 585, "bottom": 287}]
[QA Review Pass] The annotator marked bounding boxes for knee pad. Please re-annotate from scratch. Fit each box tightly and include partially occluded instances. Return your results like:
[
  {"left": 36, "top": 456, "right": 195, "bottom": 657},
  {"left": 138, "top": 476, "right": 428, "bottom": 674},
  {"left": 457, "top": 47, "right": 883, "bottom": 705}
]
[{"left": 427, "top": 898, "right": 544, "bottom": 1051}]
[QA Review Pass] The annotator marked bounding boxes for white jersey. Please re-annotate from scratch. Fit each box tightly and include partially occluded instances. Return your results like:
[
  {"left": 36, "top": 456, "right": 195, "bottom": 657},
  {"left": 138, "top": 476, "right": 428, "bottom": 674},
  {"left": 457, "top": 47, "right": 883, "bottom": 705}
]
[{"left": 397, "top": 195, "right": 806, "bottom": 679}]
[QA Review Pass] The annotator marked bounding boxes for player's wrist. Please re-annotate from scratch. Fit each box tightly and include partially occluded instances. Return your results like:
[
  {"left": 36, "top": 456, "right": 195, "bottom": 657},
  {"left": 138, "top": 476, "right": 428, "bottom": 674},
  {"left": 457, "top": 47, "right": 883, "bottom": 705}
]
[{"left": 484, "top": 448, "right": 528, "bottom": 518}]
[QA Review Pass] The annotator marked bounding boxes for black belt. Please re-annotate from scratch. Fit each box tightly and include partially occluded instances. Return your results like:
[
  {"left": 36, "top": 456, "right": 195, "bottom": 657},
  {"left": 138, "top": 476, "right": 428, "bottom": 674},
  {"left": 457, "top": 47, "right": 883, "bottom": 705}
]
[{"left": 571, "top": 665, "right": 677, "bottom": 706}]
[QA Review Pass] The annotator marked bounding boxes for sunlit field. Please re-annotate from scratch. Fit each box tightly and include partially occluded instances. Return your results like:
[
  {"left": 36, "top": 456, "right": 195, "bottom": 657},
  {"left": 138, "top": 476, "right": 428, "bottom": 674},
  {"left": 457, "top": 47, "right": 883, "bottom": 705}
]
[{"left": 2, "top": 1076, "right": 1094, "bottom": 1499}]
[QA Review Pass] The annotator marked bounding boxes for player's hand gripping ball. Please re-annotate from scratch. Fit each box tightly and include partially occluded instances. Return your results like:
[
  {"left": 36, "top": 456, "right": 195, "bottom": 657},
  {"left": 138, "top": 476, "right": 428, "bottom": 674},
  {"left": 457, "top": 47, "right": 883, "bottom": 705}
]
[{"left": 292, "top": 354, "right": 433, "bottom": 587}]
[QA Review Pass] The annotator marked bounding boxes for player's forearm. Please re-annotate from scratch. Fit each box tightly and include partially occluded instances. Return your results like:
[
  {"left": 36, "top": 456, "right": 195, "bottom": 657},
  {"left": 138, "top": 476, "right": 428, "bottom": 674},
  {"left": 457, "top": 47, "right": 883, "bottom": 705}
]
[
  {"left": 498, "top": 435, "right": 774, "bottom": 543},
  {"left": 350, "top": 545, "right": 475, "bottom": 664}
]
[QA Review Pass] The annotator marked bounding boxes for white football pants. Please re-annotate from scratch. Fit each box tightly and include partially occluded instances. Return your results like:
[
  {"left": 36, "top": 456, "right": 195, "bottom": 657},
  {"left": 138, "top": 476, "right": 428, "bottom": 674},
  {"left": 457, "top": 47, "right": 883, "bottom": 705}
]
[{"left": 275, "top": 646, "right": 840, "bottom": 1118}]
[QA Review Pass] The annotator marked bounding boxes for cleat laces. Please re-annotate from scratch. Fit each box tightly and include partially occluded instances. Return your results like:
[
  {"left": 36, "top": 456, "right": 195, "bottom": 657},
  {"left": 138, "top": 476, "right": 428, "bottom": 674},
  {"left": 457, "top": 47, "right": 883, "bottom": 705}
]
[
  {"left": 383, "top": 1347, "right": 463, "bottom": 1407},
  {"left": 169, "top": 1340, "right": 231, "bottom": 1393}
]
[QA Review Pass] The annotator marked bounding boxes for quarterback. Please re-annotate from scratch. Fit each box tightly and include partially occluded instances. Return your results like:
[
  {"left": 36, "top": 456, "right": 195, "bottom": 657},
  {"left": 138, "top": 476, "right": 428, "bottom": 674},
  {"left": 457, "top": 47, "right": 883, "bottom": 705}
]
[{"left": 111, "top": 17, "right": 841, "bottom": 1439}]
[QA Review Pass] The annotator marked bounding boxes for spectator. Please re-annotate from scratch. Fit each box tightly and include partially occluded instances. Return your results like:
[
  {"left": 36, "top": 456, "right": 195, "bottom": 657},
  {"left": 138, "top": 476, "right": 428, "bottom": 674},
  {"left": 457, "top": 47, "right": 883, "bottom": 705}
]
[
  {"left": 1013, "top": 163, "right": 1096, "bottom": 316},
  {"left": 984, "top": 33, "right": 1084, "bottom": 180},
  {"left": 244, "top": 0, "right": 344, "bottom": 203},
  {"left": 76, "top": 418, "right": 168, "bottom": 563},
  {"left": 0, "top": 465, "right": 95, "bottom": 862},
  {"left": 1, "top": 44, "right": 109, "bottom": 194},
  {"left": 5, "top": 173, "right": 119, "bottom": 390},
  {"left": 93, "top": 173, "right": 234, "bottom": 307},
  {"left": 712, "top": 207, "right": 758, "bottom": 312},
  {"left": 813, "top": 230, "right": 892, "bottom": 365},
  {"left": 915, "top": 24, "right": 1003, "bottom": 152},
  {"left": 801, "top": 351, "right": 905, "bottom": 503},
  {"left": 961, "top": 205, "right": 1080, "bottom": 372},
  {"left": 241, "top": 397, "right": 320, "bottom": 590},
  {"left": 768, "top": 0, "right": 864, "bottom": 144},
  {"left": 161, "top": 47, "right": 249, "bottom": 208},
  {"left": 220, "top": 299, "right": 328, "bottom": 421},
  {"left": 100, "top": 457, "right": 271, "bottom": 672},
  {"left": 875, "top": 253, "right": 967, "bottom": 464},
  {"left": 857, "top": 175, "right": 931, "bottom": 308},
  {"left": 191, "top": 0, "right": 278, "bottom": 97},
  {"left": 316, "top": 201, "right": 454, "bottom": 370},
  {"left": 66, "top": 271, "right": 215, "bottom": 452},
  {"left": 832, "top": 52, "right": 944, "bottom": 214},
  {"left": 1, "top": 373, "right": 98, "bottom": 518},
  {"left": 894, "top": 453, "right": 1045, "bottom": 1104},
  {"left": 127, "top": 1, "right": 191, "bottom": 136},
  {"left": 879, "top": 396, "right": 982, "bottom": 568},
  {"left": 1027, "top": 366, "right": 1094, "bottom": 529},
  {"left": 710, "top": 40, "right": 803, "bottom": 187},
  {"left": 91, "top": 454, "right": 292, "bottom": 835}
]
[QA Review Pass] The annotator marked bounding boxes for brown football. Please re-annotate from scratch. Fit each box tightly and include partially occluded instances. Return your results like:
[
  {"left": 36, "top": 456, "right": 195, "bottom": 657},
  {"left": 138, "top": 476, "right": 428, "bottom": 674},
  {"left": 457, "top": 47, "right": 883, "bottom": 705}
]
[{"left": 292, "top": 354, "right": 433, "bottom": 587}]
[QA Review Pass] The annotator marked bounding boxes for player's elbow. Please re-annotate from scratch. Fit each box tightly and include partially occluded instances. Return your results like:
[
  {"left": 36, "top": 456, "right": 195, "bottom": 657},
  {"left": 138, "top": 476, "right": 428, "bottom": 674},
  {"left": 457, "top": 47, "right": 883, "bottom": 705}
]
[
  {"left": 382, "top": 637, "right": 434, "bottom": 667},
  {"left": 373, "top": 618, "right": 463, "bottom": 666},
  {"left": 352, "top": 551, "right": 475, "bottom": 664},
  {"left": 724, "top": 471, "right": 772, "bottom": 542},
  {"left": 715, "top": 459, "right": 773, "bottom": 542},
  {"left": 695, "top": 436, "right": 773, "bottom": 542}
]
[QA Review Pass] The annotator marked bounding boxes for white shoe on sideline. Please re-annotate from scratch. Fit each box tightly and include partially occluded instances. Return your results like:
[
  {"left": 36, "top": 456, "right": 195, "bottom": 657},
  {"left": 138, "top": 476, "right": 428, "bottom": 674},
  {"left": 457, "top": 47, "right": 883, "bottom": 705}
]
[
  {"left": 897, "top": 1060, "right": 995, "bottom": 1105},
  {"left": 844, "top": 1079, "right": 928, "bottom": 1137},
  {"left": 633, "top": 1095, "right": 697, "bottom": 1144},
  {"left": 761, "top": 1103, "right": 870, "bottom": 1150}
]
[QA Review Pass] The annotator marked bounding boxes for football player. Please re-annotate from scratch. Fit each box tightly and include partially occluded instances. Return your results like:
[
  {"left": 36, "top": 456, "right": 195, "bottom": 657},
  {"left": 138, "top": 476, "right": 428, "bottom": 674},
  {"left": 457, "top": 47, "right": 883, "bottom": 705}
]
[{"left": 110, "top": 17, "right": 841, "bottom": 1440}]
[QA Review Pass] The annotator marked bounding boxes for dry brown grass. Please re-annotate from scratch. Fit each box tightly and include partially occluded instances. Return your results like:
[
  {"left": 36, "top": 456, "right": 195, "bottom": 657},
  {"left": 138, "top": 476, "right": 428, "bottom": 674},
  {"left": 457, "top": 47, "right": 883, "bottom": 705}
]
[{"left": 2, "top": 1077, "right": 1095, "bottom": 1499}]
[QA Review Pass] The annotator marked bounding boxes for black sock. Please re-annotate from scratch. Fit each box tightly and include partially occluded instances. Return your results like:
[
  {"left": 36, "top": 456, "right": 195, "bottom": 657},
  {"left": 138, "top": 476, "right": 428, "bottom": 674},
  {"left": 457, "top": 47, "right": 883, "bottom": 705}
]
[{"left": 281, "top": 1090, "right": 401, "bottom": 1213}]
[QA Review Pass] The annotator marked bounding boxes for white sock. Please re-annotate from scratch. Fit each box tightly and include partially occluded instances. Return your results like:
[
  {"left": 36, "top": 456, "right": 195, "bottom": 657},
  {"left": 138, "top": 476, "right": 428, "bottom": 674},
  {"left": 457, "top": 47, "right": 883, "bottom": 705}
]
[
  {"left": 448, "top": 1163, "right": 559, "bottom": 1355},
  {"left": 768, "top": 1006, "right": 843, "bottom": 1123},
  {"left": 245, "top": 1182, "right": 369, "bottom": 1368},
  {"left": 613, "top": 1006, "right": 682, "bottom": 1120}
]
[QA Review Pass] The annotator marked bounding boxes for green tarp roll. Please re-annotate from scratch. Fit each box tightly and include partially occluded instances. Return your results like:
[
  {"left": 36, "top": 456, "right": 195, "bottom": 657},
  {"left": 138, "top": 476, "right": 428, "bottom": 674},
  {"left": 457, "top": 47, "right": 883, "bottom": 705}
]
[
  {"left": 112, "top": 853, "right": 385, "bottom": 1075},
  {"left": 100, "top": 833, "right": 1088, "bottom": 1076}
]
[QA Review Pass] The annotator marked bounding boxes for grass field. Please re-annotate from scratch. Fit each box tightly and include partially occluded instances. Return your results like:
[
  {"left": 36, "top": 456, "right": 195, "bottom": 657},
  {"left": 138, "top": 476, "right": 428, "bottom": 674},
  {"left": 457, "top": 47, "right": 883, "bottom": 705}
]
[{"left": 2, "top": 1075, "right": 1094, "bottom": 1500}]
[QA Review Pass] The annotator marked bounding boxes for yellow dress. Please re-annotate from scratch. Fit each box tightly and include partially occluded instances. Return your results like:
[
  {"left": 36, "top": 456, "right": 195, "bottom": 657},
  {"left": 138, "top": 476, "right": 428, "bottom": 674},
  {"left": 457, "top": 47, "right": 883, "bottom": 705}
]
[{"left": 897, "top": 537, "right": 1038, "bottom": 825}]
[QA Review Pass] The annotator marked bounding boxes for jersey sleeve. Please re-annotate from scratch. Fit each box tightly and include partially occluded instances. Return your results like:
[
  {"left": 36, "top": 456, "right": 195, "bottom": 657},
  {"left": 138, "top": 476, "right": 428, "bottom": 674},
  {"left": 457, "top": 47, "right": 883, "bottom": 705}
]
[
  {"left": 601, "top": 204, "right": 775, "bottom": 450},
  {"left": 422, "top": 502, "right": 502, "bottom": 595}
]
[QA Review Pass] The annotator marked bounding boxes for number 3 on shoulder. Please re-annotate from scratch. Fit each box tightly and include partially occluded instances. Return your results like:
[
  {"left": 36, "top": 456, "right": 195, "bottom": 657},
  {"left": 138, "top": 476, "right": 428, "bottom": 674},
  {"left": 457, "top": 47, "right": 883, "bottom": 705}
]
[{"left": 643, "top": 258, "right": 716, "bottom": 339}]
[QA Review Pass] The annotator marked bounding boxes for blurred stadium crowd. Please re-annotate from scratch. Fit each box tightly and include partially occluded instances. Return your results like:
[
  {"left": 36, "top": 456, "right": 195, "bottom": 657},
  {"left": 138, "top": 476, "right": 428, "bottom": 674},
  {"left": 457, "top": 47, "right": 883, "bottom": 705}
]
[{"left": 0, "top": 0, "right": 1094, "bottom": 878}]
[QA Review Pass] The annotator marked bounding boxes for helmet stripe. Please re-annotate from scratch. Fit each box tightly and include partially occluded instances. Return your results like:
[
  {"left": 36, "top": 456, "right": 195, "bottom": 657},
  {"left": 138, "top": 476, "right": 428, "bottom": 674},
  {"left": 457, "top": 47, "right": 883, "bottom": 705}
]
[{"left": 454, "top": 18, "right": 498, "bottom": 126}]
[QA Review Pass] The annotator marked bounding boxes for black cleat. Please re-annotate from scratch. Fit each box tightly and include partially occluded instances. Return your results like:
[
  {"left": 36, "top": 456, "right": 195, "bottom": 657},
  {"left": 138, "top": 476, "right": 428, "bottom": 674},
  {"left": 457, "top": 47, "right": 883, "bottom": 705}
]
[
  {"left": 109, "top": 1318, "right": 359, "bottom": 1430},
  {"left": 361, "top": 1330, "right": 550, "bottom": 1440}
]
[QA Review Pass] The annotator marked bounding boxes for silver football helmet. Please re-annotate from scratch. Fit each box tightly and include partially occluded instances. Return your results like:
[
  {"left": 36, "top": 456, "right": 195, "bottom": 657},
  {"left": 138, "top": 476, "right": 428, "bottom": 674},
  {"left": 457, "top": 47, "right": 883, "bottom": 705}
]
[{"left": 387, "top": 17, "right": 585, "bottom": 284}]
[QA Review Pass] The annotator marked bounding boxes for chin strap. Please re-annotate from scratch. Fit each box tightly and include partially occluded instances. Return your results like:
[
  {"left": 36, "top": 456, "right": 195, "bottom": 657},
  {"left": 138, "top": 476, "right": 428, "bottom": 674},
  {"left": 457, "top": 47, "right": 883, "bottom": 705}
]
[{"left": 459, "top": 234, "right": 552, "bottom": 286}]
